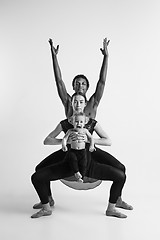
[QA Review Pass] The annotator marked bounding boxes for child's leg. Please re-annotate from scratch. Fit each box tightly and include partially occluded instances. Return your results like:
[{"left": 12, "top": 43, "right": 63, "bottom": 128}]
[
  {"left": 78, "top": 150, "right": 87, "bottom": 179},
  {"left": 68, "top": 150, "right": 83, "bottom": 181},
  {"left": 68, "top": 150, "right": 79, "bottom": 172}
]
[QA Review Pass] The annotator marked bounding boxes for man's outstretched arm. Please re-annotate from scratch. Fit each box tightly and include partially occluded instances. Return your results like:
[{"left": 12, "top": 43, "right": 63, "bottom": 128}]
[
  {"left": 90, "top": 38, "right": 110, "bottom": 106},
  {"left": 48, "top": 38, "right": 70, "bottom": 105}
]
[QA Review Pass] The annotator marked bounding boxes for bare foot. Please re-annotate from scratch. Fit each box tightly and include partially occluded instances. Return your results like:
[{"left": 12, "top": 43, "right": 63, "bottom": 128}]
[
  {"left": 75, "top": 172, "right": 83, "bottom": 182},
  {"left": 77, "top": 178, "right": 83, "bottom": 183}
]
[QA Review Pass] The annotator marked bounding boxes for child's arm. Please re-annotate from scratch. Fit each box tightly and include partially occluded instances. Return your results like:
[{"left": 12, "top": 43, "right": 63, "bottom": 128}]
[
  {"left": 84, "top": 129, "right": 95, "bottom": 152},
  {"left": 62, "top": 130, "right": 71, "bottom": 151}
]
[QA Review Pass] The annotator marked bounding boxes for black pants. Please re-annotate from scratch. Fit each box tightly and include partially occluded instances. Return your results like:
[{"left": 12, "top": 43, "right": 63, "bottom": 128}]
[
  {"left": 32, "top": 147, "right": 126, "bottom": 204},
  {"left": 67, "top": 149, "right": 87, "bottom": 178},
  {"left": 35, "top": 147, "right": 126, "bottom": 174}
]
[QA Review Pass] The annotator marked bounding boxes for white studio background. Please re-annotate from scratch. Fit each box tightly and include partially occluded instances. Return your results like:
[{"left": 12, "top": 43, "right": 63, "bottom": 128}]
[{"left": 0, "top": 0, "right": 160, "bottom": 236}]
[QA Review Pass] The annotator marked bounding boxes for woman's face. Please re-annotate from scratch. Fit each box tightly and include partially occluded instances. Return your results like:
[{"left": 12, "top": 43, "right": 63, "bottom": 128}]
[{"left": 72, "top": 95, "right": 86, "bottom": 113}]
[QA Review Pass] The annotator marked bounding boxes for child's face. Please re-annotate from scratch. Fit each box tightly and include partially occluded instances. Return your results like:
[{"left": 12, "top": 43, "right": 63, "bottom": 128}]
[{"left": 73, "top": 115, "right": 86, "bottom": 129}]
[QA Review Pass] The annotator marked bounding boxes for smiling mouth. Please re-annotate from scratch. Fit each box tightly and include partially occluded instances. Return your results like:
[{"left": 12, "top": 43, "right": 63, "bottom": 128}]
[{"left": 78, "top": 89, "right": 84, "bottom": 92}]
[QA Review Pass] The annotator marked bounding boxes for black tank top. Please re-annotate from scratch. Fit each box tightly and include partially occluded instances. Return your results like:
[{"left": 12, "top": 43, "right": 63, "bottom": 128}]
[{"left": 60, "top": 118, "right": 97, "bottom": 134}]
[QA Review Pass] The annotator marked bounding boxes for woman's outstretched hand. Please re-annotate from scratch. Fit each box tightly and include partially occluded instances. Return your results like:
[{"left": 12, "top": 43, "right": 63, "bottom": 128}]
[
  {"left": 48, "top": 38, "right": 59, "bottom": 55},
  {"left": 89, "top": 146, "right": 96, "bottom": 152},
  {"left": 100, "top": 37, "right": 110, "bottom": 57},
  {"left": 62, "top": 145, "right": 68, "bottom": 152}
]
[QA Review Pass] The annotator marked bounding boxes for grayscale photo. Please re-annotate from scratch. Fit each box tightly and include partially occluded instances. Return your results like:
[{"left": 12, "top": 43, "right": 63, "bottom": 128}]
[{"left": 0, "top": 0, "right": 160, "bottom": 239}]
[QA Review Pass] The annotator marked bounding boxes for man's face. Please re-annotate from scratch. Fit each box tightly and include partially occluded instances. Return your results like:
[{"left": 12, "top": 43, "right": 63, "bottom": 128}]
[{"left": 73, "top": 78, "right": 88, "bottom": 94}]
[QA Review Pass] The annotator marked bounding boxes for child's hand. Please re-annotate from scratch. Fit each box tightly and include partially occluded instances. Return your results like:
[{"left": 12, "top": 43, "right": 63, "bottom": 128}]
[{"left": 62, "top": 146, "right": 68, "bottom": 152}]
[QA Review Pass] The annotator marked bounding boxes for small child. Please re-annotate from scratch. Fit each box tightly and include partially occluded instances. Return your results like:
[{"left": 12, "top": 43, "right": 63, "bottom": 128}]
[{"left": 62, "top": 113, "right": 95, "bottom": 182}]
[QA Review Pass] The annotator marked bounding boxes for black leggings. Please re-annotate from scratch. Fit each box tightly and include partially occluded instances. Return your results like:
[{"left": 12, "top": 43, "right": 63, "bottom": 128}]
[
  {"left": 67, "top": 149, "right": 87, "bottom": 177},
  {"left": 35, "top": 147, "right": 125, "bottom": 173},
  {"left": 32, "top": 147, "right": 126, "bottom": 204}
]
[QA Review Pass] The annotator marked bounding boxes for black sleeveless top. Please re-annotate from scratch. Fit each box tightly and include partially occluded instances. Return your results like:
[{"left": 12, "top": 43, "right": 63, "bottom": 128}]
[{"left": 60, "top": 118, "right": 97, "bottom": 134}]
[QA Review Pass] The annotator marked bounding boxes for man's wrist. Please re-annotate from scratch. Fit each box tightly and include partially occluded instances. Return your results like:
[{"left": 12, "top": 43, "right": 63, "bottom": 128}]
[{"left": 103, "top": 54, "right": 108, "bottom": 58}]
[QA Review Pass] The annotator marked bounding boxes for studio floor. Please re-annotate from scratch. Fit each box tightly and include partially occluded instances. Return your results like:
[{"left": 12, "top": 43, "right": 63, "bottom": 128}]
[{"left": 0, "top": 180, "right": 159, "bottom": 240}]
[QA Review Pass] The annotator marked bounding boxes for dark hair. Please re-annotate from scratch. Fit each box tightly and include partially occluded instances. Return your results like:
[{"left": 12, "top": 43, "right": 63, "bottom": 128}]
[
  {"left": 72, "top": 74, "right": 89, "bottom": 89},
  {"left": 71, "top": 92, "right": 87, "bottom": 103}
]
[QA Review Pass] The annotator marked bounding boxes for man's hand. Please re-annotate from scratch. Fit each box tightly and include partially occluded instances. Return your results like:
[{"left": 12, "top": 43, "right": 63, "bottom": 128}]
[
  {"left": 100, "top": 38, "right": 110, "bottom": 57},
  {"left": 48, "top": 38, "right": 59, "bottom": 55}
]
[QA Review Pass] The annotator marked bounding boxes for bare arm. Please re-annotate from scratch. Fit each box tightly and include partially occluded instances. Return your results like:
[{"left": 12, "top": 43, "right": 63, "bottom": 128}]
[
  {"left": 93, "top": 122, "right": 112, "bottom": 146},
  {"left": 89, "top": 38, "right": 110, "bottom": 107},
  {"left": 48, "top": 38, "right": 70, "bottom": 106},
  {"left": 43, "top": 122, "right": 64, "bottom": 145},
  {"left": 84, "top": 129, "right": 95, "bottom": 152},
  {"left": 62, "top": 130, "right": 71, "bottom": 151}
]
